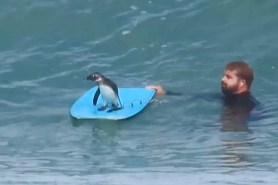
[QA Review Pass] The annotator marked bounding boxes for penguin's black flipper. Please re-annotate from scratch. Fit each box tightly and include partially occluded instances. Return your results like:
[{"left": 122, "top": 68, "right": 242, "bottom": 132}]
[{"left": 93, "top": 88, "right": 100, "bottom": 105}]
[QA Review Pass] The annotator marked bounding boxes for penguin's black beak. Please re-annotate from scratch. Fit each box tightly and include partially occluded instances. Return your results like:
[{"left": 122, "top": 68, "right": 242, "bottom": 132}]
[{"left": 85, "top": 75, "right": 93, "bottom": 81}]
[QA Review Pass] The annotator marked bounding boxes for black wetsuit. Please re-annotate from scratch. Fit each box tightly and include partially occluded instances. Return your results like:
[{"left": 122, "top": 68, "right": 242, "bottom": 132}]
[
  {"left": 220, "top": 91, "right": 259, "bottom": 131},
  {"left": 166, "top": 90, "right": 259, "bottom": 131}
]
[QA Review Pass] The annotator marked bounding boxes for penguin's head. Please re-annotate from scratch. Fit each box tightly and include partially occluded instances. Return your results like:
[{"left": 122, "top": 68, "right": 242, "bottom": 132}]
[{"left": 86, "top": 72, "right": 103, "bottom": 83}]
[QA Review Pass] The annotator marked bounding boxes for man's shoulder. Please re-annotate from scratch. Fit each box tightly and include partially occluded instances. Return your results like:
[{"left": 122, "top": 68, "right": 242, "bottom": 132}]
[{"left": 250, "top": 93, "right": 260, "bottom": 107}]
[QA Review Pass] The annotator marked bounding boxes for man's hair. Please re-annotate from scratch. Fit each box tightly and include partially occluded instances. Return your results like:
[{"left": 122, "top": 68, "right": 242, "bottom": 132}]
[{"left": 226, "top": 61, "right": 254, "bottom": 89}]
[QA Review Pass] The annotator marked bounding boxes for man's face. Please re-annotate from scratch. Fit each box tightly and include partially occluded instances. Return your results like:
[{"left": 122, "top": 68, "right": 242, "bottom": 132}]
[{"left": 221, "top": 69, "right": 241, "bottom": 96}]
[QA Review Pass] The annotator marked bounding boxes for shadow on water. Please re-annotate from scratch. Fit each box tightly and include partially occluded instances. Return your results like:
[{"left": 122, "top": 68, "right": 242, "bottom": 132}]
[
  {"left": 68, "top": 116, "right": 141, "bottom": 142},
  {"left": 217, "top": 104, "right": 276, "bottom": 172},
  {"left": 70, "top": 117, "right": 125, "bottom": 137},
  {"left": 217, "top": 102, "right": 275, "bottom": 172},
  {"left": 220, "top": 138, "right": 255, "bottom": 172}
]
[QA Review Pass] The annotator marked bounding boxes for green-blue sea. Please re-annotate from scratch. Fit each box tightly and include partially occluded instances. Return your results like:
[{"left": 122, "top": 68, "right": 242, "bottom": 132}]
[{"left": 1, "top": 0, "right": 278, "bottom": 184}]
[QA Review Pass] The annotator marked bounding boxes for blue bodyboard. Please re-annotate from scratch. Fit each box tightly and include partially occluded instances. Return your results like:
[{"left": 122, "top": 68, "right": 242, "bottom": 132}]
[{"left": 70, "top": 87, "right": 156, "bottom": 120}]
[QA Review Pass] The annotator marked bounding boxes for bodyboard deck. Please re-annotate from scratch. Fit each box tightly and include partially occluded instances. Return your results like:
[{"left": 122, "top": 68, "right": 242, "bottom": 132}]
[{"left": 70, "top": 87, "right": 156, "bottom": 120}]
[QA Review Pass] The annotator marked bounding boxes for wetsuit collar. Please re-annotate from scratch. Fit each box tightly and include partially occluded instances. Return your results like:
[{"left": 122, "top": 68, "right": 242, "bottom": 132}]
[{"left": 224, "top": 91, "right": 250, "bottom": 99}]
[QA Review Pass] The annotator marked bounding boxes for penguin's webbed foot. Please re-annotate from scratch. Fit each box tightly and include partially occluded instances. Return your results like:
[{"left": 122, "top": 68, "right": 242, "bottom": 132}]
[
  {"left": 97, "top": 105, "right": 107, "bottom": 111},
  {"left": 107, "top": 107, "right": 122, "bottom": 113},
  {"left": 107, "top": 104, "right": 122, "bottom": 113}
]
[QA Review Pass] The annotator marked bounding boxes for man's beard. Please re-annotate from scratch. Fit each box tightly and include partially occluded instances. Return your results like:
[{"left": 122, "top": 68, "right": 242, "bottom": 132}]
[{"left": 221, "top": 83, "right": 238, "bottom": 96}]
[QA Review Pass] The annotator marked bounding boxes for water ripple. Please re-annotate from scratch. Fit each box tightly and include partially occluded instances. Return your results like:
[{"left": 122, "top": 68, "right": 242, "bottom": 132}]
[{"left": 1, "top": 0, "right": 278, "bottom": 184}]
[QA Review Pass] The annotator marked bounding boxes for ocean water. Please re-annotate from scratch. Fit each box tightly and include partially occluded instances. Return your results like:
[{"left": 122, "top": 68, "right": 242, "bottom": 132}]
[{"left": 1, "top": 0, "right": 278, "bottom": 184}]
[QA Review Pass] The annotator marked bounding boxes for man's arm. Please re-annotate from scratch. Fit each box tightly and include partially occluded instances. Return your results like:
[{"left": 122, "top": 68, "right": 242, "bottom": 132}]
[
  {"left": 145, "top": 85, "right": 167, "bottom": 96},
  {"left": 146, "top": 85, "right": 221, "bottom": 101},
  {"left": 146, "top": 85, "right": 182, "bottom": 96}
]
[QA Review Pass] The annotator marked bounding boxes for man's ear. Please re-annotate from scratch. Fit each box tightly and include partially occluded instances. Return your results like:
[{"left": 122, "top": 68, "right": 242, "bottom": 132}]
[{"left": 240, "top": 79, "right": 246, "bottom": 87}]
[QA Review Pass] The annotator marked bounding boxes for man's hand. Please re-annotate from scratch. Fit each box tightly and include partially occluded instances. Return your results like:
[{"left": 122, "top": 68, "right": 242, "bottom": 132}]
[{"left": 145, "top": 85, "right": 166, "bottom": 96}]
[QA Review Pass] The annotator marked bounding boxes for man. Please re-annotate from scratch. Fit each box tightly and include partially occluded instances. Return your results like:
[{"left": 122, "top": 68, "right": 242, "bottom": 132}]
[{"left": 146, "top": 61, "right": 259, "bottom": 131}]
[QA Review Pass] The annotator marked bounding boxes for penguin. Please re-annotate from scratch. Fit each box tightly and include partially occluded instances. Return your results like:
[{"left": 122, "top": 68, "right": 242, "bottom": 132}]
[{"left": 86, "top": 72, "right": 122, "bottom": 112}]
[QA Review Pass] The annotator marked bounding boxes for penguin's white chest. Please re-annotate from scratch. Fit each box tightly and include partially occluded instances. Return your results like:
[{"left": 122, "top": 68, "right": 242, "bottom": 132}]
[{"left": 99, "top": 85, "right": 118, "bottom": 104}]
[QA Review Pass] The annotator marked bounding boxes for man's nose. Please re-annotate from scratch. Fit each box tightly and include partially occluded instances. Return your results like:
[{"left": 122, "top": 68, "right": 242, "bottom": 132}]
[{"left": 221, "top": 76, "right": 226, "bottom": 83}]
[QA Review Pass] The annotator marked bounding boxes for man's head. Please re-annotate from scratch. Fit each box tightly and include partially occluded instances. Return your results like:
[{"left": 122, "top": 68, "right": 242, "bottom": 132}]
[{"left": 221, "top": 61, "right": 253, "bottom": 96}]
